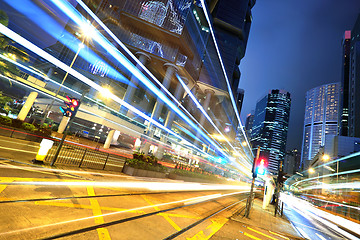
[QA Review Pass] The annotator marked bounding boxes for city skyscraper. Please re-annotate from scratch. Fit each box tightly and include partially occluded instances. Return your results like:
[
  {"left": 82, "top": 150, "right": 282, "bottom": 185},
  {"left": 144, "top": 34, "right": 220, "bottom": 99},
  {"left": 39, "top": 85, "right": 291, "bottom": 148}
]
[
  {"left": 251, "top": 89, "right": 291, "bottom": 174},
  {"left": 301, "top": 83, "right": 340, "bottom": 169},
  {"left": 245, "top": 112, "right": 254, "bottom": 137},
  {"left": 284, "top": 149, "right": 301, "bottom": 175},
  {"left": 209, "top": 0, "right": 255, "bottom": 96},
  {"left": 339, "top": 30, "right": 351, "bottom": 136},
  {"left": 349, "top": 14, "right": 360, "bottom": 138}
]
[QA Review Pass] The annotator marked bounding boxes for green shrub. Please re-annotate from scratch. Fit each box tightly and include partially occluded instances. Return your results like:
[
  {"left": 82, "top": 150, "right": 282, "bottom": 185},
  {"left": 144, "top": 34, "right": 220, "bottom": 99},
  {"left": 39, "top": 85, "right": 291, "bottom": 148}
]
[
  {"left": 127, "top": 153, "right": 167, "bottom": 173},
  {"left": 11, "top": 118, "right": 23, "bottom": 128},
  {"left": 0, "top": 115, "right": 12, "bottom": 126},
  {"left": 35, "top": 126, "right": 51, "bottom": 137},
  {"left": 22, "top": 122, "right": 36, "bottom": 132}
]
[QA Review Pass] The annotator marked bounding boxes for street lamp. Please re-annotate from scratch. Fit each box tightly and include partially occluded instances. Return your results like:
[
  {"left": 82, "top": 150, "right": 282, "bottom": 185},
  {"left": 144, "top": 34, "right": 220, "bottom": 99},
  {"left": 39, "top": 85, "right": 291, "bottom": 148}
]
[
  {"left": 322, "top": 154, "right": 330, "bottom": 161},
  {"left": 308, "top": 167, "right": 315, "bottom": 174},
  {"left": 41, "top": 22, "right": 94, "bottom": 124}
]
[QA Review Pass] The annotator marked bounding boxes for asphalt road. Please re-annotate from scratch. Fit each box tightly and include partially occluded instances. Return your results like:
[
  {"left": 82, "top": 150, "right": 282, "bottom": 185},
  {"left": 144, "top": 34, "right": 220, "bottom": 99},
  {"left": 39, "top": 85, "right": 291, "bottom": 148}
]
[{"left": 0, "top": 159, "right": 253, "bottom": 240}]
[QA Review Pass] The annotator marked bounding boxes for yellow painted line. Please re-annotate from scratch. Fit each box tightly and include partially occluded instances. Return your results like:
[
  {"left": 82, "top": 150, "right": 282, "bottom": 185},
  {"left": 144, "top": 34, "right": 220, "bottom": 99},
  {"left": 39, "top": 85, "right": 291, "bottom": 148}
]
[
  {"left": 269, "top": 231, "right": 290, "bottom": 240},
  {"left": 0, "top": 179, "right": 13, "bottom": 194},
  {"left": 187, "top": 218, "right": 228, "bottom": 240},
  {"left": 87, "top": 186, "right": 111, "bottom": 240},
  {"left": 34, "top": 201, "right": 145, "bottom": 213},
  {"left": 166, "top": 213, "right": 202, "bottom": 219},
  {"left": 244, "top": 232, "right": 262, "bottom": 240},
  {"left": 142, "top": 195, "right": 182, "bottom": 231},
  {"left": 248, "top": 227, "right": 279, "bottom": 240}
]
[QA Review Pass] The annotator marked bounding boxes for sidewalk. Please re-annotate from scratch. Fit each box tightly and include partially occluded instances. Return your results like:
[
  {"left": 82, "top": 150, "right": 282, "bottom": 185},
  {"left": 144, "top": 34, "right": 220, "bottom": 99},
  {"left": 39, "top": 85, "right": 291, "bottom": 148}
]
[{"left": 211, "top": 198, "right": 303, "bottom": 239}]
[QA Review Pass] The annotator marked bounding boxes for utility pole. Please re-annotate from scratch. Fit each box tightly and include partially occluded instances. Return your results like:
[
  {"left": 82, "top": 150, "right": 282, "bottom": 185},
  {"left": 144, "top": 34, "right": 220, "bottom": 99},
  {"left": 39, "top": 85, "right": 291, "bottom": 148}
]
[
  {"left": 50, "top": 91, "right": 85, "bottom": 166},
  {"left": 274, "top": 160, "right": 283, "bottom": 216},
  {"left": 244, "top": 146, "right": 260, "bottom": 218}
]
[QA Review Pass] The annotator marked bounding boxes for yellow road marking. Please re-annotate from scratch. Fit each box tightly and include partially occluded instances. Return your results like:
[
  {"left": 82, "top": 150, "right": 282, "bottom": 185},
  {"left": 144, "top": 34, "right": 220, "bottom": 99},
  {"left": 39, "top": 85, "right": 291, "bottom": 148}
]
[
  {"left": 269, "top": 231, "right": 290, "bottom": 240},
  {"left": 87, "top": 186, "right": 111, "bottom": 240},
  {"left": 142, "top": 195, "right": 182, "bottom": 231},
  {"left": 248, "top": 227, "right": 280, "bottom": 240},
  {"left": 0, "top": 178, "right": 13, "bottom": 194},
  {"left": 244, "top": 232, "right": 262, "bottom": 240},
  {"left": 187, "top": 218, "right": 228, "bottom": 240}
]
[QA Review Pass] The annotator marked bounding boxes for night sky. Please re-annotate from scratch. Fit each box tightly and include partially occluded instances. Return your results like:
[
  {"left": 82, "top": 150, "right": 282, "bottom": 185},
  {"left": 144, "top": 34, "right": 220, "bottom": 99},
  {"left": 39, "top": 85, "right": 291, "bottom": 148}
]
[{"left": 239, "top": 0, "right": 360, "bottom": 151}]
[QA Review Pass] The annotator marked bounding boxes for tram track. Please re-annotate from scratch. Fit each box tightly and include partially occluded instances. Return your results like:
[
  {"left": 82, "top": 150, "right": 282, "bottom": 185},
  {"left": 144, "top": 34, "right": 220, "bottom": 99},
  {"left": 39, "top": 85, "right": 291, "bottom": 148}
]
[{"left": 38, "top": 191, "right": 248, "bottom": 240}]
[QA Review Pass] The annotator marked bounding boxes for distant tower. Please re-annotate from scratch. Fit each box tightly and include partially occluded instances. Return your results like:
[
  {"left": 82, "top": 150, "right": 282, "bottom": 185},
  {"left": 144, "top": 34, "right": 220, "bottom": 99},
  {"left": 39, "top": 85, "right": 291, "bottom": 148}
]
[
  {"left": 236, "top": 88, "right": 245, "bottom": 114},
  {"left": 251, "top": 90, "right": 291, "bottom": 174},
  {"left": 301, "top": 83, "right": 340, "bottom": 169},
  {"left": 349, "top": 14, "right": 360, "bottom": 137},
  {"left": 245, "top": 113, "right": 254, "bottom": 137},
  {"left": 339, "top": 30, "right": 351, "bottom": 136}
]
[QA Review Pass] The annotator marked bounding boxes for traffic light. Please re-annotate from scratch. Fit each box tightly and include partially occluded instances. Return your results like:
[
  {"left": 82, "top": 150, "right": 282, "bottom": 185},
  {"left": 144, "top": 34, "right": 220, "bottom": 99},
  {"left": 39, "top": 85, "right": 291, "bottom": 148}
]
[
  {"left": 60, "top": 96, "right": 80, "bottom": 119},
  {"left": 254, "top": 158, "right": 267, "bottom": 177}
]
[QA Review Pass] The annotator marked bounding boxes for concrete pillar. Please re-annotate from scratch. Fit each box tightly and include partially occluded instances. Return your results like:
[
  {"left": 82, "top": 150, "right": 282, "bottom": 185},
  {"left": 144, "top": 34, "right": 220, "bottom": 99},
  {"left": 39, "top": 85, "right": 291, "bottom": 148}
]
[
  {"left": 155, "top": 78, "right": 189, "bottom": 159},
  {"left": 57, "top": 116, "right": 70, "bottom": 134},
  {"left": 17, "top": 92, "right": 38, "bottom": 121},
  {"left": 164, "top": 77, "right": 189, "bottom": 129},
  {"left": 104, "top": 129, "right": 115, "bottom": 149},
  {"left": 195, "top": 89, "right": 215, "bottom": 147},
  {"left": 142, "top": 63, "right": 178, "bottom": 155},
  {"left": 150, "top": 63, "right": 178, "bottom": 121},
  {"left": 46, "top": 68, "right": 54, "bottom": 79},
  {"left": 120, "top": 52, "right": 150, "bottom": 115}
]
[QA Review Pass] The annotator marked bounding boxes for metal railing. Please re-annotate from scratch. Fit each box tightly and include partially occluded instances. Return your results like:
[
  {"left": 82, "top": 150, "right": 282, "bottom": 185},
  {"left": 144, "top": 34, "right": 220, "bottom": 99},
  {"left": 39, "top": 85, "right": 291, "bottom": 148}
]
[{"left": 44, "top": 141, "right": 126, "bottom": 171}]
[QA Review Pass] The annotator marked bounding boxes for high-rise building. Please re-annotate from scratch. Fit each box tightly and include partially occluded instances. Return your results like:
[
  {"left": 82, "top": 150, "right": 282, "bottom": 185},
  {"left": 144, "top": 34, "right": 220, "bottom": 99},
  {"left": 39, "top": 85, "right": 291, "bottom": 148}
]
[
  {"left": 251, "top": 90, "right": 291, "bottom": 174},
  {"left": 245, "top": 113, "right": 254, "bottom": 137},
  {"left": 236, "top": 88, "right": 245, "bottom": 114},
  {"left": 339, "top": 30, "right": 351, "bottom": 136},
  {"left": 284, "top": 149, "right": 301, "bottom": 175},
  {"left": 349, "top": 14, "right": 360, "bottom": 138},
  {"left": 301, "top": 83, "right": 340, "bottom": 169},
  {"left": 209, "top": 0, "right": 255, "bottom": 96}
]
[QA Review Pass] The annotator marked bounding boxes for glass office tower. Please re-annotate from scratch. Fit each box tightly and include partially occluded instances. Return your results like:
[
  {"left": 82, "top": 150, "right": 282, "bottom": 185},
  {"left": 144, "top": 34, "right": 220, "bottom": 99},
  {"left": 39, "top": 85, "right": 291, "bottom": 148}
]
[{"left": 301, "top": 83, "right": 340, "bottom": 169}]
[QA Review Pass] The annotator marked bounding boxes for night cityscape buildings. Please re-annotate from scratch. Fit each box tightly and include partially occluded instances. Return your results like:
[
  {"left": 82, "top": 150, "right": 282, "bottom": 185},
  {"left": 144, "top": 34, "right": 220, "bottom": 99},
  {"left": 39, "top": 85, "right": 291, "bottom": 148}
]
[
  {"left": 300, "top": 83, "right": 340, "bottom": 169},
  {"left": 0, "top": 0, "right": 256, "bottom": 177},
  {"left": 348, "top": 13, "right": 360, "bottom": 138},
  {"left": 283, "top": 149, "right": 301, "bottom": 175},
  {"left": 250, "top": 89, "right": 291, "bottom": 174},
  {"left": 338, "top": 30, "right": 351, "bottom": 137}
]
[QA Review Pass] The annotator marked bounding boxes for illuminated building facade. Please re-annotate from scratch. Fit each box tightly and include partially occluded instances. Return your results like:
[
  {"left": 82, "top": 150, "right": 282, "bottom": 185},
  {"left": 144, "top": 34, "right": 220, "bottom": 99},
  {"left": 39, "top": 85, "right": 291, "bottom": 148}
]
[
  {"left": 208, "top": 0, "right": 255, "bottom": 96},
  {"left": 251, "top": 89, "right": 291, "bottom": 174},
  {"left": 338, "top": 30, "right": 351, "bottom": 136},
  {"left": 349, "top": 14, "right": 360, "bottom": 138},
  {"left": 0, "top": 0, "right": 256, "bottom": 176},
  {"left": 301, "top": 83, "right": 340, "bottom": 169}
]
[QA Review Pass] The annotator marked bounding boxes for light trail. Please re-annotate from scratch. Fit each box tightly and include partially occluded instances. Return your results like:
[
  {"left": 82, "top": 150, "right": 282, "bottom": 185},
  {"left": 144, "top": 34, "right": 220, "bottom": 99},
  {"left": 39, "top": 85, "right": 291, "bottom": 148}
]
[
  {"left": 51, "top": 0, "right": 234, "bottom": 161},
  {"left": 1, "top": 0, "right": 253, "bottom": 175},
  {"left": 3, "top": 0, "right": 132, "bottom": 86},
  {"left": 199, "top": 0, "right": 252, "bottom": 157},
  {"left": 281, "top": 193, "right": 360, "bottom": 239},
  {"left": 73, "top": 0, "right": 253, "bottom": 167},
  {"left": 0, "top": 190, "right": 247, "bottom": 237}
]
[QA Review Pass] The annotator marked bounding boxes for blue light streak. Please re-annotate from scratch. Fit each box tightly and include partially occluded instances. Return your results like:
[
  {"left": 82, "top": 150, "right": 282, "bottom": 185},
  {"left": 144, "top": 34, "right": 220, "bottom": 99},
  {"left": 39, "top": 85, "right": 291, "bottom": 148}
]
[
  {"left": 3, "top": 0, "right": 132, "bottom": 86},
  {"left": 199, "top": 0, "right": 252, "bottom": 158},
  {"left": 0, "top": 23, "right": 218, "bottom": 161},
  {"left": 52, "top": 0, "right": 233, "bottom": 160}
]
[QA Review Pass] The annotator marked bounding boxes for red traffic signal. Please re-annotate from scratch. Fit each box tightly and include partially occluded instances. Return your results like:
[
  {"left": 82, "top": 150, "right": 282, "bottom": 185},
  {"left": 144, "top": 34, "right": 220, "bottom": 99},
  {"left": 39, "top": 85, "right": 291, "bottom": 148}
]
[
  {"left": 256, "top": 158, "right": 267, "bottom": 176},
  {"left": 60, "top": 96, "right": 80, "bottom": 119}
]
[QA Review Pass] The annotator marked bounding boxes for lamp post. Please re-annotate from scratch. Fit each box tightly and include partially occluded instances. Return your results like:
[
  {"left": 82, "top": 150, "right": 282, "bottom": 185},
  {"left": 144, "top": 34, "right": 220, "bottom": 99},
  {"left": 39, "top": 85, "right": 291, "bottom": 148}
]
[{"left": 41, "top": 21, "right": 95, "bottom": 124}]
